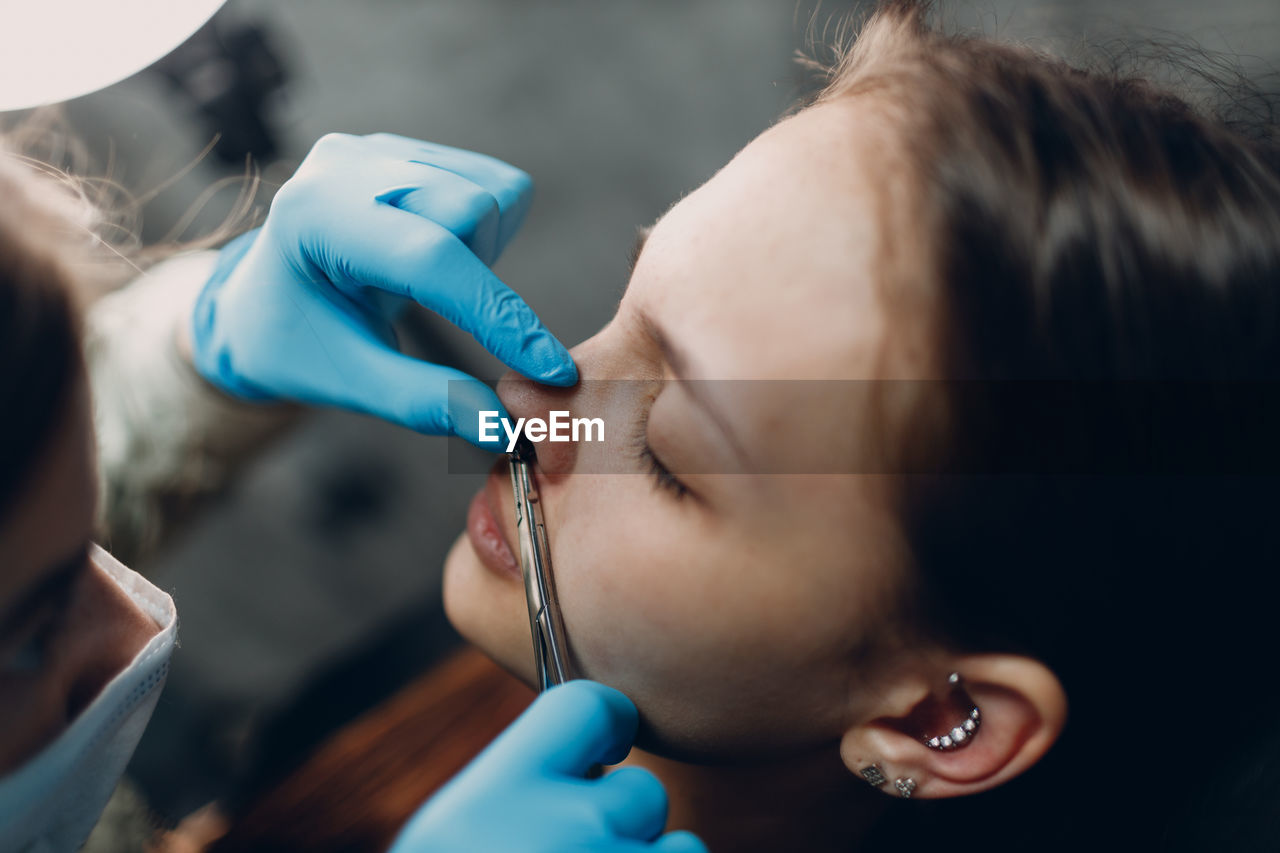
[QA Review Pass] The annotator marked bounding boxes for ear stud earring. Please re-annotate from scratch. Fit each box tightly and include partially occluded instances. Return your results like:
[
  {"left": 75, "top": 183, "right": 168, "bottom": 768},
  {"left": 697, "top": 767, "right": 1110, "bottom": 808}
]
[
  {"left": 923, "top": 672, "right": 981, "bottom": 751},
  {"left": 861, "top": 766, "right": 917, "bottom": 798},
  {"left": 858, "top": 764, "right": 887, "bottom": 787}
]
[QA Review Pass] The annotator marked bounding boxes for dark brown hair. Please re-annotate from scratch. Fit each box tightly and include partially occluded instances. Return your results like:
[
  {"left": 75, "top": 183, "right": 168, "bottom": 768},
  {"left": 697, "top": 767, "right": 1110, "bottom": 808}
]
[
  {"left": 0, "top": 112, "right": 165, "bottom": 521},
  {"left": 0, "top": 152, "right": 87, "bottom": 522},
  {"left": 0, "top": 114, "right": 248, "bottom": 526},
  {"left": 816, "top": 3, "right": 1280, "bottom": 848}
]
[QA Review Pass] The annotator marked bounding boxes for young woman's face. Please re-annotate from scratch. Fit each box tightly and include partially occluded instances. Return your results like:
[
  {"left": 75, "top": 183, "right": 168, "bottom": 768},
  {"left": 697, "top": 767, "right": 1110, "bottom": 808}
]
[
  {"left": 0, "top": 381, "right": 159, "bottom": 772},
  {"left": 444, "top": 99, "right": 927, "bottom": 758}
]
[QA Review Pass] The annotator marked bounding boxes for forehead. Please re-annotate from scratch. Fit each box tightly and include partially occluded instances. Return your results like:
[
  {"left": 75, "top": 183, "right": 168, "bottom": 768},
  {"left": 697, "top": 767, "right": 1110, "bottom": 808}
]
[
  {"left": 633, "top": 99, "right": 904, "bottom": 384},
  {"left": 621, "top": 99, "right": 935, "bottom": 478}
]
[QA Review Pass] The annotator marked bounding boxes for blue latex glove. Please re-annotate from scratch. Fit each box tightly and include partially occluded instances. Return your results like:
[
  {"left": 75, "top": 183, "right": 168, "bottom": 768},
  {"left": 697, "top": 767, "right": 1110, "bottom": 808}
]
[
  {"left": 389, "top": 681, "right": 708, "bottom": 853},
  {"left": 191, "top": 132, "right": 577, "bottom": 447}
]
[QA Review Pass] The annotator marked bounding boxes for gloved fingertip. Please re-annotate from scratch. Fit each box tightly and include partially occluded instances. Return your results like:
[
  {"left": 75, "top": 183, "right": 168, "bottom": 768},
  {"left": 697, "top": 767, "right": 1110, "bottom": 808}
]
[
  {"left": 445, "top": 378, "right": 511, "bottom": 449},
  {"left": 541, "top": 359, "right": 579, "bottom": 386},
  {"left": 467, "top": 430, "right": 512, "bottom": 454},
  {"left": 520, "top": 680, "right": 639, "bottom": 769},
  {"left": 563, "top": 680, "right": 638, "bottom": 766},
  {"left": 555, "top": 679, "right": 637, "bottom": 730},
  {"left": 595, "top": 767, "right": 669, "bottom": 840},
  {"left": 652, "top": 830, "right": 711, "bottom": 853},
  {"left": 534, "top": 340, "right": 578, "bottom": 387},
  {"left": 517, "top": 332, "right": 577, "bottom": 386}
]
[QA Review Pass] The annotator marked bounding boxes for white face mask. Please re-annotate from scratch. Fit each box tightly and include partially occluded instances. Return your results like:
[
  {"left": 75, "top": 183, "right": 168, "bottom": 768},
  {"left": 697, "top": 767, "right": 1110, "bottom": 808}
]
[{"left": 0, "top": 544, "right": 176, "bottom": 853}]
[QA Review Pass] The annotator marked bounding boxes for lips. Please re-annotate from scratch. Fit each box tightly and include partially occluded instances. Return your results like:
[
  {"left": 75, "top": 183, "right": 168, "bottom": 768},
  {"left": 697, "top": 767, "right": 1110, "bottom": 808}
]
[{"left": 465, "top": 461, "right": 522, "bottom": 583}]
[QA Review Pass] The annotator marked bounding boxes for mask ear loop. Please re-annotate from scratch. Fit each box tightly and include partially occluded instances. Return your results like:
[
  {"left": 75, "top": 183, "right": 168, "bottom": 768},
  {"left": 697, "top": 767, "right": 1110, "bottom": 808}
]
[{"left": 922, "top": 672, "right": 981, "bottom": 750}]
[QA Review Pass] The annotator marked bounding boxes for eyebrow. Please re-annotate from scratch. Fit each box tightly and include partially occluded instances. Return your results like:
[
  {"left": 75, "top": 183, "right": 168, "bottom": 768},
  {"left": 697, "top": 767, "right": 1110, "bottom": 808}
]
[
  {"left": 624, "top": 221, "right": 751, "bottom": 467},
  {"left": 0, "top": 545, "right": 88, "bottom": 633},
  {"left": 635, "top": 310, "right": 751, "bottom": 468}
]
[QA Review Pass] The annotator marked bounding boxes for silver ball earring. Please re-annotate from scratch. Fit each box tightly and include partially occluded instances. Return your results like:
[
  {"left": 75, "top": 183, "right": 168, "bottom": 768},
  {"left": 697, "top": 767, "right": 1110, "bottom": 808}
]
[{"left": 923, "top": 672, "right": 981, "bottom": 751}]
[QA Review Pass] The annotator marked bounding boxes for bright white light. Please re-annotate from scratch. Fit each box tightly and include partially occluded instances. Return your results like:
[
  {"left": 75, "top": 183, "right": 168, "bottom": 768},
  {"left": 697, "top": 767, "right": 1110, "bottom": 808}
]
[{"left": 1, "top": 0, "right": 227, "bottom": 111}]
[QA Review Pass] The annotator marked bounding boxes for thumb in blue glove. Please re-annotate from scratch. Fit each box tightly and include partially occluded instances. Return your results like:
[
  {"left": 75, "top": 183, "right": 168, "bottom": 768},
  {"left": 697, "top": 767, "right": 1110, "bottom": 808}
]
[
  {"left": 389, "top": 681, "right": 708, "bottom": 853},
  {"left": 191, "top": 132, "right": 577, "bottom": 447}
]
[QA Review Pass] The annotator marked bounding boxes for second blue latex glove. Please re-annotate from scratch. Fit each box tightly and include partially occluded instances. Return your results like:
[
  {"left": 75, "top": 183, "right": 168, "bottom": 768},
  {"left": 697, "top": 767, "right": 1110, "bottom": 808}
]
[
  {"left": 191, "top": 132, "right": 577, "bottom": 447},
  {"left": 389, "top": 681, "right": 708, "bottom": 853}
]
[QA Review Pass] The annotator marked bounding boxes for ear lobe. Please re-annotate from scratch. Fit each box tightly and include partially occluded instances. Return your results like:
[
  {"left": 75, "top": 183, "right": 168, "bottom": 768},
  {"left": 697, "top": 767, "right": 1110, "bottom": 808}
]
[{"left": 840, "top": 655, "right": 1066, "bottom": 799}]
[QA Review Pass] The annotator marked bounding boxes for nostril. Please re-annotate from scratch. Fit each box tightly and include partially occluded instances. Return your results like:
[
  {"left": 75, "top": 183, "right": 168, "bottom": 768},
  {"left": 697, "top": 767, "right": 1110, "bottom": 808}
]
[
  {"left": 510, "top": 435, "right": 538, "bottom": 464},
  {"left": 494, "top": 370, "right": 595, "bottom": 477}
]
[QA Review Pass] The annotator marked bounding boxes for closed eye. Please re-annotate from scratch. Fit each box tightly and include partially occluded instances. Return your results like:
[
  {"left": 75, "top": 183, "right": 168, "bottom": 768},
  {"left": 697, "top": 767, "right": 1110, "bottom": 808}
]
[{"left": 630, "top": 402, "right": 690, "bottom": 501}]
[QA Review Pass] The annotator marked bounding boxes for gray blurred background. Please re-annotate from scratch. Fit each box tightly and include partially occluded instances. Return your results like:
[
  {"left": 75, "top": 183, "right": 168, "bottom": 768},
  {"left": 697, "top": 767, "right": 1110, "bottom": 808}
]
[{"left": 18, "top": 0, "right": 1279, "bottom": 823}]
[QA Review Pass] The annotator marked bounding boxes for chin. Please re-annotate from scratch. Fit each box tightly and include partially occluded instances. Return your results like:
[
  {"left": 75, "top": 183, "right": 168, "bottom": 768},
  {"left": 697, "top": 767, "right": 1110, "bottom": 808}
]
[{"left": 443, "top": 532, "right": 539, "bottom": 687}]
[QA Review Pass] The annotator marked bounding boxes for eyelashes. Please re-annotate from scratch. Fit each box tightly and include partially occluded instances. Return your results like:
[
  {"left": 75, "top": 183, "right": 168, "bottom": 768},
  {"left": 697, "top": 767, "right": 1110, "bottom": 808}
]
[
  {"left": 638, "top": 439, "right": 691, "bottom": 500},
  {"left": 631, "top": 403, "right": 691, "bottom": 501}
]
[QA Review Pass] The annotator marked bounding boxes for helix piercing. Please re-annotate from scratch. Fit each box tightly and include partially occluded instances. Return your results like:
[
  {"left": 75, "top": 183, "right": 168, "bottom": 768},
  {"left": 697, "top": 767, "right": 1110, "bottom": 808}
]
[{"left": 923, "top": 672, "right": 981, "bottom": 751}]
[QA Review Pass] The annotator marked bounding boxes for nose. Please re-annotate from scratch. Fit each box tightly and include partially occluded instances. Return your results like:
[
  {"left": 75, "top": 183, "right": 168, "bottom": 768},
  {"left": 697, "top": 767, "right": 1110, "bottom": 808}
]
[
  {"left": 496, "top": 369, "right": 583, "bottom": 476},
  {"left": 497, "top": 327, "right": 630, "bottom": 476},
  {"left": 497, "top": 323, "right": 650, "bottom": 477},
  {"left": 56, "top": 558, "right": 160, "bottom": 719}
]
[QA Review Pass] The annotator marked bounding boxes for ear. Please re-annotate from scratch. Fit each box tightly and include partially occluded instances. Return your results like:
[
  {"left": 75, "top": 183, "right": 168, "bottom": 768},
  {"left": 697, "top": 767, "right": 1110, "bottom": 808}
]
[{"left": 839, "top": 655, "right": 1066, "bottom": 799}]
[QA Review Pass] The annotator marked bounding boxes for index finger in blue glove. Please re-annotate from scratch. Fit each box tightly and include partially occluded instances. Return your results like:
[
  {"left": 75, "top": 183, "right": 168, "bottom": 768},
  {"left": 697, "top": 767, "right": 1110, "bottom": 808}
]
[
  {"left": 487, "top": 680, "right": 639, "bottom": 777},
  {"left": 362, "top": 133, "right": 533, "bottom": 253},
  {"left": 322, "top": 334, "right": 513, "bottom": 445},
  {"left": 316, "top": 203, "right": 577, "bottom": 386}
]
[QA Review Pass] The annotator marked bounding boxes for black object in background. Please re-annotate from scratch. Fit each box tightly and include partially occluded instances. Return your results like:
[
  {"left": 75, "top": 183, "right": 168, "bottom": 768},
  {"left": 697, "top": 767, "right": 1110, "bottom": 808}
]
[{"left": 152, "top": 18, "right": 289, "bottom": 166}]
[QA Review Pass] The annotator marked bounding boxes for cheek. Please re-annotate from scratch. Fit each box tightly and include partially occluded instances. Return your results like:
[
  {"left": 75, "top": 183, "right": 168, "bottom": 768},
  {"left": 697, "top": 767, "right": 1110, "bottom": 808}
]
[
  {"left": 444, "top": 470, "right": 896, "bottom": 760},
  {"left": 552, "top": 481, "right": 855, "bottom": 759},
  {"left": 0, "top": 669, "right": 68, "bottom": 773},
  {"left": 552, "top": 478, "right": 704, "bottom": 669}
]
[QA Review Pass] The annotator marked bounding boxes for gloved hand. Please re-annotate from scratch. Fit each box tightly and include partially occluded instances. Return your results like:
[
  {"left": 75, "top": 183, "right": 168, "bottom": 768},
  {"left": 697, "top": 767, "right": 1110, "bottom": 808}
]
[
  {"left": 389, "top": 681, "right": 708, "bottom": 853},
  {"left": 190, "top": 132, "right": 577, "bottom": 447}
]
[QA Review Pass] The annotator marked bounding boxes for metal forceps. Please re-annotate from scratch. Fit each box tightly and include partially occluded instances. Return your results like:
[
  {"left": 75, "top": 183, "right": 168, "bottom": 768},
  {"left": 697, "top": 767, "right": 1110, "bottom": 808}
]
[{"left": 508, "top": 437, "right": 574, "bottom": 691}]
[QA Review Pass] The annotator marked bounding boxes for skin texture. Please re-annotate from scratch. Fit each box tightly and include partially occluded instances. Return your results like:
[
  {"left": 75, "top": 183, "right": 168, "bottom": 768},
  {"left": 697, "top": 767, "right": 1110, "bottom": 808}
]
[
  {"left": 446, "top": 98, "right": 915, "bottom": 753},
  {"left": 445, "top": 99, "right": 923, "bottom": 848},
  {"left": 0, "top": 378, "right": 159, "bottom": 773},
  {"left": 444, "top": 98, "right": 1065, "bottom": 849}
]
